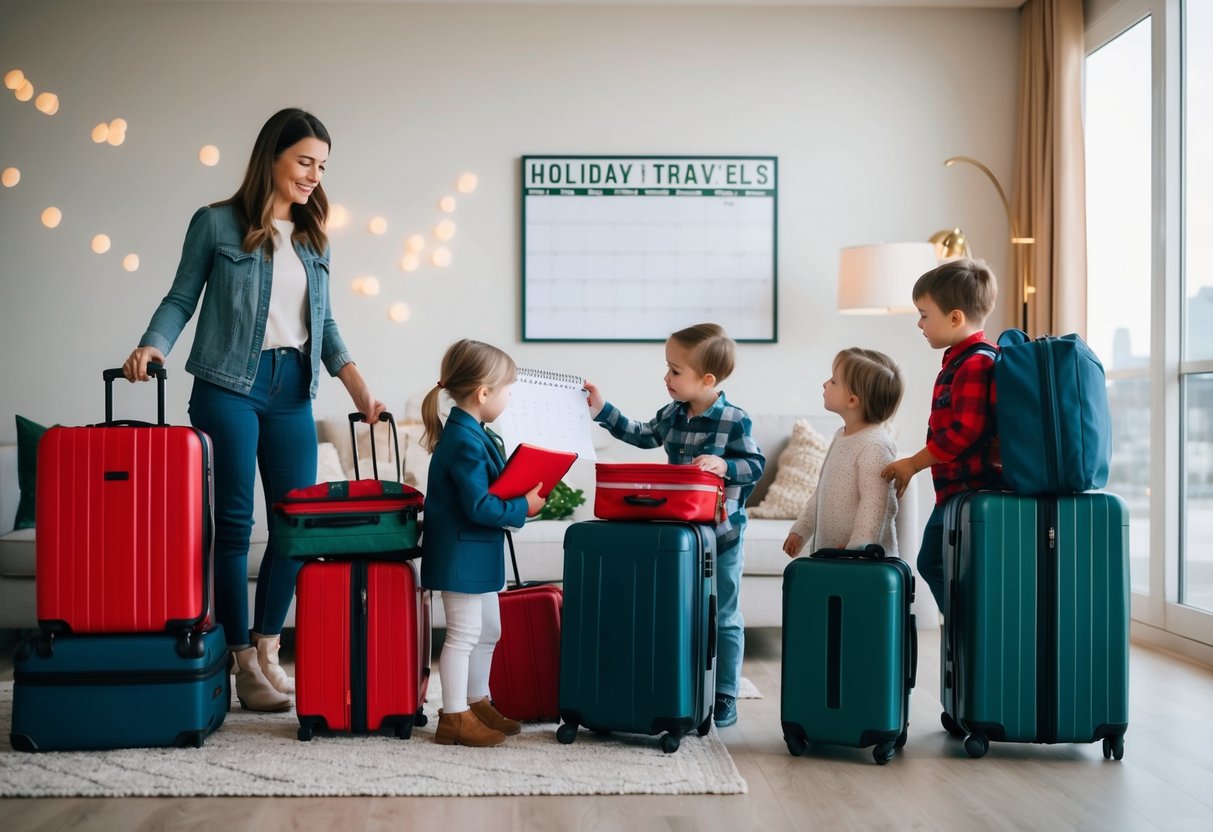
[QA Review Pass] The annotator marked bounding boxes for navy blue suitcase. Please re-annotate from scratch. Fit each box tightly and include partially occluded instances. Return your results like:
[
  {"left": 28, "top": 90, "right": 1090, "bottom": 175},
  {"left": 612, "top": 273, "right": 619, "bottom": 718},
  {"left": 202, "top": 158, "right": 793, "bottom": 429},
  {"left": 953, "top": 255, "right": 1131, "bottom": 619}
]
[
  {"left": 556, "top": 520, "right": 716, "bottom": 754},
  {"left": 10, "top": 627, "right": 230, "bottom": 752}
]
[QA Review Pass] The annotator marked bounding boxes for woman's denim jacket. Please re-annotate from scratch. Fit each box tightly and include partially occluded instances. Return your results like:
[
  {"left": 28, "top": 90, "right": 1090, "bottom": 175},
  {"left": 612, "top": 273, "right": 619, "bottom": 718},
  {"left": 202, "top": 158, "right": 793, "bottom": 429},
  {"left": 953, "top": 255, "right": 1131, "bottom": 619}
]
[{"left": 138, "top": 203, "right": 351, "bottom": 398}]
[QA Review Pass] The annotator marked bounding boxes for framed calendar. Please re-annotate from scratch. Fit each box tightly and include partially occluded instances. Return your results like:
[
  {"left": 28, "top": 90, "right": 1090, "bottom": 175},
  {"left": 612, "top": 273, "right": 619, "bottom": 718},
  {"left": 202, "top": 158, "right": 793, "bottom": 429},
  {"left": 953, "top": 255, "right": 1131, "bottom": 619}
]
[{"left": 521, "top": 155, "right": 778, "bottom": 343}]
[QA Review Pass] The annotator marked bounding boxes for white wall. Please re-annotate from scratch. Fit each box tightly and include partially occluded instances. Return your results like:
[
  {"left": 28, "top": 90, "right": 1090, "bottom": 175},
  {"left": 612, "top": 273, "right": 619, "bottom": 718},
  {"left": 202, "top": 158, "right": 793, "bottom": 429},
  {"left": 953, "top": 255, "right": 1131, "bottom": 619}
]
[{"left": 0, "top": 0, "right": 1019, "bottom": 512}]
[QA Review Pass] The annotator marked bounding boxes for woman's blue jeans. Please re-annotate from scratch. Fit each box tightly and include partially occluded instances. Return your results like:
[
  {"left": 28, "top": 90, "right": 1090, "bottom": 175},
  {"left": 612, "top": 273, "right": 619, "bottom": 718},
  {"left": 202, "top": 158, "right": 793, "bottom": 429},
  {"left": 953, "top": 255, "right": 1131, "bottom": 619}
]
[{"left": 189, "top": 348, "right": 316, "bottom": 648}]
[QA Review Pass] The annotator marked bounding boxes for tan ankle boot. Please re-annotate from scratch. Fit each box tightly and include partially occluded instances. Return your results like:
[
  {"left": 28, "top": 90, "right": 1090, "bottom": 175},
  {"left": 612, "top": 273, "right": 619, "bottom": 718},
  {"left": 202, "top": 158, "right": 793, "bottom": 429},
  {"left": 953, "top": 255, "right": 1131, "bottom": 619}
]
[
  {"left": 251, "top": 631, "right": 294, "bottom": 695},
  {"left": 233, "top": 646, "right": 292, "bottom": 712},
  {"left": 434, "top": 708, "right": 505, "bottom": 747},
  {"left": 469, "top": 698, "right": 521, "bottom": 735}
]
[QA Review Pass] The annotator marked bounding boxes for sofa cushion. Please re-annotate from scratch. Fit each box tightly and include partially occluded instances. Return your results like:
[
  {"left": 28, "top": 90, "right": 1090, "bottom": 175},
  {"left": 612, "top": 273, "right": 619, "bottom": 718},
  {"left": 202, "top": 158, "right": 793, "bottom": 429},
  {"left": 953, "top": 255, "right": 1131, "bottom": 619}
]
[{"left": 748, "top": 419, "right": 830, "bottom": 519}]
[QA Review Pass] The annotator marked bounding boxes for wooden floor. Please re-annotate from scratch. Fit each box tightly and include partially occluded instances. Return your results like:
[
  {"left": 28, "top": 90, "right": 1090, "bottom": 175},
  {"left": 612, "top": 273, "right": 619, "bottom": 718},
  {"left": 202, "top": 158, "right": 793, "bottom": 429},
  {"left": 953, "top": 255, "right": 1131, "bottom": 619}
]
[{"left": 4, "top": 630, "right": 1213, "bottom": 832}]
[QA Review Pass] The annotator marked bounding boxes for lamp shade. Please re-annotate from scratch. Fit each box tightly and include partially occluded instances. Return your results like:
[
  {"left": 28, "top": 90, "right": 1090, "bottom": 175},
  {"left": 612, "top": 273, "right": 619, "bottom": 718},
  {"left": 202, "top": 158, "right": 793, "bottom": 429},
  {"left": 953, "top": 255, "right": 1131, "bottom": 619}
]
[{"left": 837, "top": 242, "right": 939, "bottom": 315}]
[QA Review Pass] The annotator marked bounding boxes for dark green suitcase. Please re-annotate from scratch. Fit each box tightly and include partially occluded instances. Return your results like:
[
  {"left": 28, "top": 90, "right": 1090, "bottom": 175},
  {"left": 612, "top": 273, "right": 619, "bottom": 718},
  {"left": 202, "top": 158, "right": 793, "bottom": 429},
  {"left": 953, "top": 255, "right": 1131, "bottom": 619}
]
[
  {"left": 556, "top": 520, "right": 716, "bottom": 754},
  {"left": 941, "top": 491, "right": 1130, "bottom": 759},
  {"left": 781, "top": 546, "right": 917, "bottom": 765}
]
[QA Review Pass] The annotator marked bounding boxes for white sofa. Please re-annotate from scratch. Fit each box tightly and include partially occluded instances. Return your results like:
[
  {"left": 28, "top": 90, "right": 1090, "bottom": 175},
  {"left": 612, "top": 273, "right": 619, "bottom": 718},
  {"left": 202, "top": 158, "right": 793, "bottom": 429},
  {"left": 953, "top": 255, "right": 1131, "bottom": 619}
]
[{"left": 0, "top": 413, "right": 927, "bottom": 631}]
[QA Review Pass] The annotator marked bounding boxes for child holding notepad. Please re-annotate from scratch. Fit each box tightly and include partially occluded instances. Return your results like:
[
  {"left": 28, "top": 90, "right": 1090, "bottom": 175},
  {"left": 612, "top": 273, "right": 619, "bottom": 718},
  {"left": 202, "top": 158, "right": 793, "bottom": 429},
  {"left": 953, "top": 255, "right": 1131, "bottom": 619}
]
[
  {"left": 420, "top": 339, "right": 546, "bottom": 747},
  {"left": 585, "top": 323, "right": 765, "bottom": 728}
]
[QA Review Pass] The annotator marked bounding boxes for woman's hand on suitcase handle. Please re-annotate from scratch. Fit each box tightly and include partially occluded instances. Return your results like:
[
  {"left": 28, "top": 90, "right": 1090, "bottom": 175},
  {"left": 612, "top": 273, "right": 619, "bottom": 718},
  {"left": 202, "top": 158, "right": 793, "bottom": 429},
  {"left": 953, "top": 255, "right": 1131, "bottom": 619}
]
[
  {"left": 525, "top": 482, "right": 546, "bottom": 517},
  {"left": 783, "top": 533, "right": 805, "bottom": 558},
  {"left": 122, "top": 346, "right": 165, "bottom": 382}
]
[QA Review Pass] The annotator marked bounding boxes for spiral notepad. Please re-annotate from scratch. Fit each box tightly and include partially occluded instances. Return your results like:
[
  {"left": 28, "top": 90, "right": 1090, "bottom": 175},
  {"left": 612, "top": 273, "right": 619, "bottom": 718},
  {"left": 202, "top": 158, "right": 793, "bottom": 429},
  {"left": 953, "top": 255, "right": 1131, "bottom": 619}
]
[{"left": 492, "top": 367, "right": 596, "bottom": 460}]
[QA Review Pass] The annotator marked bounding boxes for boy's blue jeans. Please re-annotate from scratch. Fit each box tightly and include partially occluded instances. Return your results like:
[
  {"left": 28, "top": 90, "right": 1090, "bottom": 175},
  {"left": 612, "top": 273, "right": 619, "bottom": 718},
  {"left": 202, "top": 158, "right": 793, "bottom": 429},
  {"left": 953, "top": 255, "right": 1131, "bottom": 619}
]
[
  {"left": 716, "top": 534, "right": 745, "bottom": 698},
  {"left": 917, "top": 503, "right": 947, "bottom": 615},
  {"left": 189, "top": 348, "right": 316, "bottom": 649}
]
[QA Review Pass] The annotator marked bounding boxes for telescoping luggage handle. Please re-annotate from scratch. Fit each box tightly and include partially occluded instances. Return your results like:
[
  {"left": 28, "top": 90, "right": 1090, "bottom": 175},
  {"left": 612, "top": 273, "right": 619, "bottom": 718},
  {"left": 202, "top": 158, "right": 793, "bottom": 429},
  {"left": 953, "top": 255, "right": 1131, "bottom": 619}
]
[
  {"left": 101, "top": 363, "right": 167, "bottom": 427},
  {"left": 348, "top": 411, "right": 401, "bottom": 482}
]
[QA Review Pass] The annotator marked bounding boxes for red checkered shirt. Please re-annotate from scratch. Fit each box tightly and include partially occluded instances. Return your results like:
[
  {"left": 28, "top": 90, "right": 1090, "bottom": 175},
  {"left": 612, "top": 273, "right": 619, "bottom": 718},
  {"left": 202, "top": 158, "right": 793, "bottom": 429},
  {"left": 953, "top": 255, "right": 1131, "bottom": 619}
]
[{"left": 926, "top": 331, "right": 1002, "bottom": 505}]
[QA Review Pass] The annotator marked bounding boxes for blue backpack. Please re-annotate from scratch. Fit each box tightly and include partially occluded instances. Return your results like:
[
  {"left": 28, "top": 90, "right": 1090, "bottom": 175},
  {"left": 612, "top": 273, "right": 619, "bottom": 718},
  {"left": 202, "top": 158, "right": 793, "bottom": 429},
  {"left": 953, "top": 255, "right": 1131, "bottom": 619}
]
[{"left": 982, "top": 329, "right": 1112, "bottom": 495}]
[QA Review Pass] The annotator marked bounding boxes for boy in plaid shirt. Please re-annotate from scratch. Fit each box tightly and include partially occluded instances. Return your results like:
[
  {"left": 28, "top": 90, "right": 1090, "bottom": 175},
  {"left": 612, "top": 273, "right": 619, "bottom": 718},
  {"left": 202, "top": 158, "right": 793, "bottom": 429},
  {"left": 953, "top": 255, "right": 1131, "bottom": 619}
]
[
  {"left": 882, "top": 259, "right": 1002, "bottom": 615},
  {"left": 585, "top": 323, "right": 765, "bottom": 728}
]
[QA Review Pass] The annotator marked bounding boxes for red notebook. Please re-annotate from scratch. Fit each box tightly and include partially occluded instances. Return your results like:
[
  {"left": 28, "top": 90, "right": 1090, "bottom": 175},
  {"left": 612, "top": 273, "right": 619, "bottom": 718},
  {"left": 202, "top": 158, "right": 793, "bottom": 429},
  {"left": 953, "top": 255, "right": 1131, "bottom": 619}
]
[{"left": 489, "top": 443, "right": 578, "bottom": 500}]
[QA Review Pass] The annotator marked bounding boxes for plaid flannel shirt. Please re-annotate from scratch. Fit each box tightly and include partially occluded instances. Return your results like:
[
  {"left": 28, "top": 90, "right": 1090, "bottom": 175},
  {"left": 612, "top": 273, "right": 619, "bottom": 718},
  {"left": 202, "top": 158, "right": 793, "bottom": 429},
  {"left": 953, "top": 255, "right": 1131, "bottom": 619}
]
[
  {"left": 927, "top": 331, "right": 1002, "bottom": 505},
  {"left": 595, "top": 392, "right": 765, "bottom": 550}
]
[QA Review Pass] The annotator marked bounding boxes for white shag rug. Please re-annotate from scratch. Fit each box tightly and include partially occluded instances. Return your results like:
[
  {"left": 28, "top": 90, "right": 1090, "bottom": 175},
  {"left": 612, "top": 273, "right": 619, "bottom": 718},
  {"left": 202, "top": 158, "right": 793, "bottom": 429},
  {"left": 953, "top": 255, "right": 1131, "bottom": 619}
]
[
  {"left": 0, "top": 679, "right": 748, "bottom": 798},
  {"left": 737, "top": 677, "right": 762, "bottom": 699}
]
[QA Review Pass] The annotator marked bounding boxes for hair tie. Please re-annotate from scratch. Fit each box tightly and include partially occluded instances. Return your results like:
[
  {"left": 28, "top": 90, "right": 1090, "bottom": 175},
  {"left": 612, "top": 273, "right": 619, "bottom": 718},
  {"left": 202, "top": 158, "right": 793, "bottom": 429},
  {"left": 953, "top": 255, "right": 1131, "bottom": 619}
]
[{"left": 435, "top": 381, "right": 444, "bottom": 389}]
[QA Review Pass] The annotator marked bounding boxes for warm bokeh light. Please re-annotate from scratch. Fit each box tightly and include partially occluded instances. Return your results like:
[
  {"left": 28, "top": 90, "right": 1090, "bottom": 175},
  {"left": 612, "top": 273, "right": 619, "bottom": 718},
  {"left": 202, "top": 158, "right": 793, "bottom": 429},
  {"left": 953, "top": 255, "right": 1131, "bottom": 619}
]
[
  {"left": 92, "top": 234, "right": 112, "bottom": 254},
  {"left": 457, "top": 172, "right": 478, "bottom": 194},
  {"left": 91, "top": 123, "right": 109, "bottom": 143},
  {"left": 15, "top": 80, "right": 33, "bottom": 102},
  {"left": 34, "top": 92, "right": 59, "bottom": 115},
  {"left": 434, "top": 219, "right": 456, "bottom": 241},
  {"left": 4, "top": 70, "right": 24, "bottom": 91},
  {"left": 41, "top": 207, "right": 62, "bottom": 228},
  {"left": 368, "top": 216, "right": 388, "bottom": 235},
  {"left": 439, "top": 195, "right": 457, "bottom": 213},
  {"left": 122, "top": 253, "right": 140, "bottom": 272},
  {"left": 400, "top": 253, "right": 420, "bottom": 272},
  {"left": 106, "top": 130, "right": 125, "bottom": 147},
  {"left": 199, "top": 145, "right": 220, "bottom": 166},
  {"left": 405, "top": 233, "right": 425, "bottom": 253},
  {"left": 327, "top": 203, "right": 350, "bottom": 229},
  {"left": 389, "top": 302, "right": 411, "bottom": 323},
  {"left": 1, "top": 167, "right": 19, "bottom": 188},
  {"left": 431, "top": 247, "right": 452, "bottom": 267},
  {"left": 361, "top": 276, "right": 381, "bottom": 295},
  {"left": 109, "top": 118, "right": 127, "bottom": 132}
]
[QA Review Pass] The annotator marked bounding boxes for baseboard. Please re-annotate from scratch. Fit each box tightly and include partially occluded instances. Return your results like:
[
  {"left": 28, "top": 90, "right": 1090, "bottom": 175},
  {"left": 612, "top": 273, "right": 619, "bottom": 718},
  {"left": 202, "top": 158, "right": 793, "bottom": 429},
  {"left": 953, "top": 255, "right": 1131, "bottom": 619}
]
[{"left": 1131, "top": 620, "right": 1213, "bottom": 669}]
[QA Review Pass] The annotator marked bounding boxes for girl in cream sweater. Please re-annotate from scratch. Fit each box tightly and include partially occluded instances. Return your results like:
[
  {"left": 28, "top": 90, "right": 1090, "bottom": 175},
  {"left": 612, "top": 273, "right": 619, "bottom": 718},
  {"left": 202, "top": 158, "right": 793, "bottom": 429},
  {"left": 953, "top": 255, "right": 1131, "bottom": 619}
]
[{"left": 783, "top": 348, "right": 905, "bottom": 558}]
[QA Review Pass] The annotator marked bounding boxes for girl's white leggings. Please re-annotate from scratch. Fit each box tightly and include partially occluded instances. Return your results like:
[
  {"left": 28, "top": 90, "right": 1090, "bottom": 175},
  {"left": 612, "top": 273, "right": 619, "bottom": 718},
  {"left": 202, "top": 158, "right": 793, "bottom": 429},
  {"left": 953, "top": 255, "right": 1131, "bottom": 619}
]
[{"left": 438, "top": 590, "right": 501, "bottom": 713}]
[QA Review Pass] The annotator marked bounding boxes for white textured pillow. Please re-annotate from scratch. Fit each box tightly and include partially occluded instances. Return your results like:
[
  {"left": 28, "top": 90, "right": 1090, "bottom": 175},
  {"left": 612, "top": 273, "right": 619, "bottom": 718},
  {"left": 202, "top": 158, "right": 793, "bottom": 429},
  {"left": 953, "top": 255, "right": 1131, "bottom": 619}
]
[
  {"left": 315, "top": 442, "right": 347, "bottom": 484},
  {"left": 748, "top": 419, "right": 831, "bottom": 520},
  {"left": 399, "top": 422, "right": 431, "bottom": 494}
]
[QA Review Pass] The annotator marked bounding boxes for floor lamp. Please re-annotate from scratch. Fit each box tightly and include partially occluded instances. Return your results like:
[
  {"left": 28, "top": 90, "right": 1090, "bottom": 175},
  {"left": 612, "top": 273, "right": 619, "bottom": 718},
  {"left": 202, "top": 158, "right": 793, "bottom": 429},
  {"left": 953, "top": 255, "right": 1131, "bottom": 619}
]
[
  {"left": 837, "top": 242, "right": 941, "bottom": 315},
  {"left": 930, "top": 156, "right": 1035, "bottom": 331}
]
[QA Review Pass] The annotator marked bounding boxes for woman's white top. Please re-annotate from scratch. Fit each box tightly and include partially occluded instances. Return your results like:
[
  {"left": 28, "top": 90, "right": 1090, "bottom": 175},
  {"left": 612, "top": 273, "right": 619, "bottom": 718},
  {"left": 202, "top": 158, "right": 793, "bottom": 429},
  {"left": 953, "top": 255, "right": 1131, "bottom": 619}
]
[
  {"left": 261, "top": 219, "right": 309, "bottom": 351},
  {"left": 788, "top": 424, "right": 899, "bottom": 557}
]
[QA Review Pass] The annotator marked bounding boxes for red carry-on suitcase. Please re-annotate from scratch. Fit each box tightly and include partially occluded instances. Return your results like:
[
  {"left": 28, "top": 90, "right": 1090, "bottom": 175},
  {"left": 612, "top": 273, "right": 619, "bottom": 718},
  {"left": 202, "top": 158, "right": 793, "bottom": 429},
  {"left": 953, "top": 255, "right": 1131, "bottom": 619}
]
[
  {"left": 275, "top": 412, "right": 423, "bottom": 560},
  {"left": 295, "top": 559, "right": 431, "bottom": 740},
  {"left": 36, "top": 364, "right": 213, "bottom": 648},
  {"left": 488, "top": 532, "right": 562, "bottom": 722},
  {"left": 594, "top": 463, "right": 725, "bottom": 524}
]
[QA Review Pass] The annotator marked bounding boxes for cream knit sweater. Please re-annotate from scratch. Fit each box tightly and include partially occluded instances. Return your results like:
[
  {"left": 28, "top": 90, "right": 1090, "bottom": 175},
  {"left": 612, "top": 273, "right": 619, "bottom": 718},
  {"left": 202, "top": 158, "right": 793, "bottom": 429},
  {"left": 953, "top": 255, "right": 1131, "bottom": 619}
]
[{"left": 788, "top": 424, "right": 899, "bottom": 557}]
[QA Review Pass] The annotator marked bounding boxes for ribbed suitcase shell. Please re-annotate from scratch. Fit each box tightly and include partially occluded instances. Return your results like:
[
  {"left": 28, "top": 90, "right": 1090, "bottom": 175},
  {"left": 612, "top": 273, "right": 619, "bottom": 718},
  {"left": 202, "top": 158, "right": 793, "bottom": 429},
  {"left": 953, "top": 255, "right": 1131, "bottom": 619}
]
[
  {"left": 295, "top": 560, "right": 430, "bottom": 739},
  {"left": 557, "top": 521, "right": 716, "bottom": 751},
  {"left": 941, "top": 491, "right": 1130, "bottom": 755},
  {"left": 10, "top": 627, "right": 229, "bottom": 751},
  {"left": 781, "top": 554, "right": 916, "bottom": 763},
  {"left": 593, "top": 463, "right": 725, "bottom": 524},
  {"left": 489, "top": 583, "right": 563, "bottom": 721},
  {"left": 36, "top": 424, "right": 213, "bottom": 635}
]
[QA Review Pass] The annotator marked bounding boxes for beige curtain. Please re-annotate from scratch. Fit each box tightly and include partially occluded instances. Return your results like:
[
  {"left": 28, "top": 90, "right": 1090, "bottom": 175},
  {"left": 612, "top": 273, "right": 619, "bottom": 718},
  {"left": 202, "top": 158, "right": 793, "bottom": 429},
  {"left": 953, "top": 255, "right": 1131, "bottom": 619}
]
[{"left": 1013, "top": 0, "right": 1087, "bottom": 337}]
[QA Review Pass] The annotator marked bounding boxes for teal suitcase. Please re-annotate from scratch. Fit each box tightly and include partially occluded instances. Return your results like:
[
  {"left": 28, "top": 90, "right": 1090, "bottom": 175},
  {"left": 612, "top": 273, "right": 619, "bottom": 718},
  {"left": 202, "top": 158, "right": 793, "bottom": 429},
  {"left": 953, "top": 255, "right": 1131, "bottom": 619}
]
[
  {"left": 781, "top": 547, "right": 917, "bottom": 765},
  {"left": 941, "top": 491, "right": 1130, "bottom": 759},
  {"left": 556, "top": 520, "right": 716, "bottom": 753}
]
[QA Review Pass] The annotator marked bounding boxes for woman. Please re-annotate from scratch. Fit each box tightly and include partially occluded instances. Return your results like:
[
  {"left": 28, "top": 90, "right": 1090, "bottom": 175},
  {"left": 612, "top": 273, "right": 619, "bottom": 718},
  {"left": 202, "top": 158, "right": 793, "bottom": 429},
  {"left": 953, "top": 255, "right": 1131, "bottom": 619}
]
[{"left": 123, "top": 108, "right": 384, "bottom": 711}]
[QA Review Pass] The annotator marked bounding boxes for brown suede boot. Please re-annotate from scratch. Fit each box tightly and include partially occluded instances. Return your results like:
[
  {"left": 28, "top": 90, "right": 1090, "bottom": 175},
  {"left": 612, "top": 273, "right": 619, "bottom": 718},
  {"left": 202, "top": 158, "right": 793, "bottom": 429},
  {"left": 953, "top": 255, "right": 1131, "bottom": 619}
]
[
  {"left": 469, "top": 698, "right": 522, "bottom": 736},
  {"left": 434, "top": 708, "right": 506, "bottom": 747}
]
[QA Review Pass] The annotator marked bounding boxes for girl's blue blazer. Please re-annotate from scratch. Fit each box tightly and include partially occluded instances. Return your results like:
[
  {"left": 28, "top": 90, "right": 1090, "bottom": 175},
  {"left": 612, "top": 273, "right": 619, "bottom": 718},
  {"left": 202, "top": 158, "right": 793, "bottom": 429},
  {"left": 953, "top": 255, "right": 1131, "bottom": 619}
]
[{"left": 420, "top": 407, "right": 527, "bottom": 594}]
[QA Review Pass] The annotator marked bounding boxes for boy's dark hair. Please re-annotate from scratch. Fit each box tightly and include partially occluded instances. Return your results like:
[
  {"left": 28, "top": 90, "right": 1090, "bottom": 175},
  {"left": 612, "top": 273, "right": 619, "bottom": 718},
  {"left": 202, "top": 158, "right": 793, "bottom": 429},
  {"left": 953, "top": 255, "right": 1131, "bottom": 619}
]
[
  {"left": 669, "top": 323, "right": 735, "bottom": 382},
  {"left": 835, "top": 348, "right": 905, "bottom": 424},
  {"left": 912, "top": 258, "right": 997, "bottom": 323}
]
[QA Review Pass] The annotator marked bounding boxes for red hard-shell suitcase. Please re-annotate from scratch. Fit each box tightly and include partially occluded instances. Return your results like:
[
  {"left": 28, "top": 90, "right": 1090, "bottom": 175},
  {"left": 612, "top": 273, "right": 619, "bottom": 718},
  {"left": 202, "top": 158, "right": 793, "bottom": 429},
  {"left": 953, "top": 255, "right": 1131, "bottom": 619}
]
[
  {"left": 488, "top": 533, "right": 562, "bottom": 722},
  {"left": 594, "top": 463, "right": 725, "bottom": 524},
  {"left": 36, "top": 365, "right": 213, "bottom": 641},
  {"left": 295, "top": 559, "right": 431, "bottom": 740}
]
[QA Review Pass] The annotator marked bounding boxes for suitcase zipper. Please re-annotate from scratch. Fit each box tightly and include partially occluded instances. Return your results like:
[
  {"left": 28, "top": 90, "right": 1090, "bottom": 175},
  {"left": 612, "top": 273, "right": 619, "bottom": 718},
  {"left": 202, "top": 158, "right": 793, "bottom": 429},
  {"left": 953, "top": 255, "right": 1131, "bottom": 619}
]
[
  {"left": 1041, "top": 345, "right": 1063, "bottom": 491},
  {"left": 351, "top": 561, "right": 369, "bottom": 733},
  {"left": 14, "top": 651, "right": 229, "bottom": 686}
]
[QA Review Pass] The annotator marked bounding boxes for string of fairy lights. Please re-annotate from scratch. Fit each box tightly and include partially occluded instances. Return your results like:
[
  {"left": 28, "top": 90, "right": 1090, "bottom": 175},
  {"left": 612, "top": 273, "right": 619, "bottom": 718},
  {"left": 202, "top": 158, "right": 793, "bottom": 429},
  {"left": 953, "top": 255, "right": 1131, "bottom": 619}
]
[{"left": 3, "top": 67, "right": 478, "bottom": 324}]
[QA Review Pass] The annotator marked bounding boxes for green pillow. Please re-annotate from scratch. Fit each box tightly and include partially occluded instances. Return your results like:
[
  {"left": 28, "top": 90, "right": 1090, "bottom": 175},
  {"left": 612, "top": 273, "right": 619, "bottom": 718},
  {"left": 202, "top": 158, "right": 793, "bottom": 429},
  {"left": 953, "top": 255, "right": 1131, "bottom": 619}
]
[{"left": 15, "top": 415, "right": 48, "bottom": 530}]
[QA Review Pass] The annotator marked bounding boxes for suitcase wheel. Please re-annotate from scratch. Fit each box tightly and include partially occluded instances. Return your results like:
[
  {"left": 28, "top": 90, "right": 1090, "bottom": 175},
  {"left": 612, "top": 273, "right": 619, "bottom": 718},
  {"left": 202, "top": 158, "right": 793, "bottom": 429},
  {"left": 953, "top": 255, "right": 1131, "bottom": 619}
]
[
  {"left": 660, "top": 733, "right": 680, "bottom": 754},
  {"left": 697, "top": 713, "right": 712, "bottom": 737},
  {"left": 940, "top": 711, "right": 965, "bottom": 738},
  {"left": 784, "top": 733, "right": 807, "bottom": 757},
  {"left": 963, "top": 733, "right": 989, "bottom": 759},
  {"left": 1102, "top": 735, "right": 1124, "bottom": 761},
  {"left": 873, "top": 740, "right": 896, "bottom": 765},
  {"left": 896, "top": 727, "right": 908, "bottom": 749},
  {"left": 298, "top": 724, "right": 315, "bottom": 742},
  {"left": 415, "top": 708, "right": 428, "bottom": 728},
  {"left": 556, "top": 722, "right": 578, "bottom": 744}
]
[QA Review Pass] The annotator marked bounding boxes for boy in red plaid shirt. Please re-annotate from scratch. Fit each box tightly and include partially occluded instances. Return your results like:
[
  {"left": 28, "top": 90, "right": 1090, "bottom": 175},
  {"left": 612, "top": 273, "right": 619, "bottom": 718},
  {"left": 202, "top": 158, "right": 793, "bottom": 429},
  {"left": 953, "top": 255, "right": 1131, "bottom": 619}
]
[{"left": 882, "top": 259, "right": 1002, "bottom": 614}]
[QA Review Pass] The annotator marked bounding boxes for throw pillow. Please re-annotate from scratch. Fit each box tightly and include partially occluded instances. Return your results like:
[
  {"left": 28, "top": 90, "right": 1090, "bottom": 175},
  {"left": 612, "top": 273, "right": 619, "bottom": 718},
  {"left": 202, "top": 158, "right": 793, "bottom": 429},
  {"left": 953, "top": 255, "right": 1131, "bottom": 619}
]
[
  {"left": 315, "top": 442, "right": 346, "bottom": 484},
  {"left": 15, "top": 415, "right": 49, "bottom": 530},
  {"left": 748, "top": 418, "right": 831, "bottom": 520}
]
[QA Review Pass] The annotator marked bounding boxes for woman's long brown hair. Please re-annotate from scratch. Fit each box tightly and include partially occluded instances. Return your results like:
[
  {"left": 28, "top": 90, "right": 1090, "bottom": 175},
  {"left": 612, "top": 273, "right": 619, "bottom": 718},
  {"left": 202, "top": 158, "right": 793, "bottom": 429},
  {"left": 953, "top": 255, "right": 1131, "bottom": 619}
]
[{"left": 217, "top": 108, "right": 331, "bottom": 255}]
